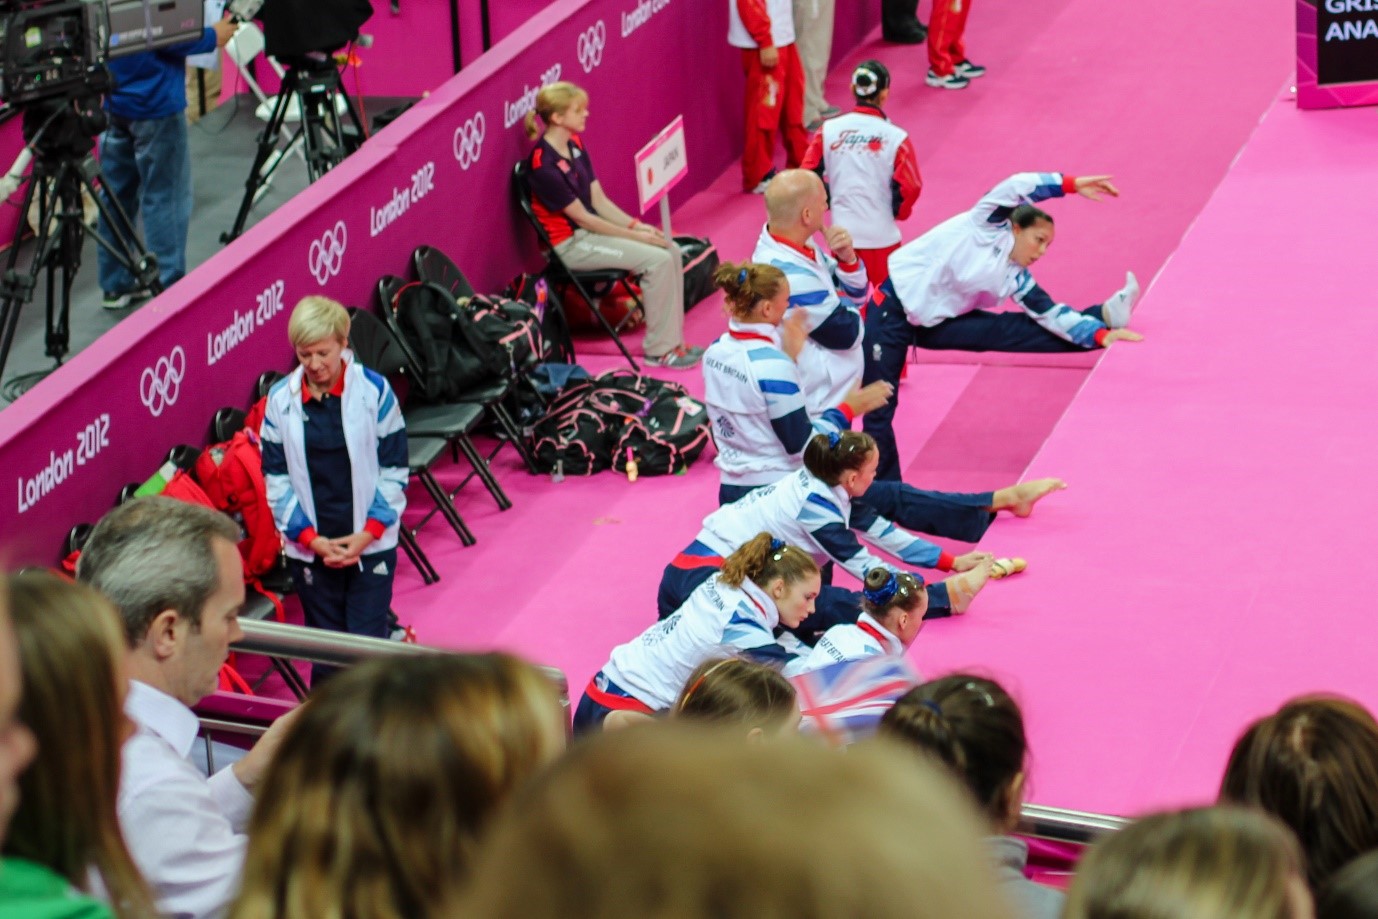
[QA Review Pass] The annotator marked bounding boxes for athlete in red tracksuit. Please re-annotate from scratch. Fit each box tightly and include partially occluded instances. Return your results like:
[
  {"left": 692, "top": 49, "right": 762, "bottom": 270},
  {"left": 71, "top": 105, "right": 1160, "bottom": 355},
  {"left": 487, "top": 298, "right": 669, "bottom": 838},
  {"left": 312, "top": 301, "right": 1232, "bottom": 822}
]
[
  {"left": 730, "top": 0, "right": 809, "bottom": 193},
  {"left": 925, "top": 0, "right": 985, "bottom": 89},
  {"left": 802, "top": 60, "right": 921, "bottom": 288}
]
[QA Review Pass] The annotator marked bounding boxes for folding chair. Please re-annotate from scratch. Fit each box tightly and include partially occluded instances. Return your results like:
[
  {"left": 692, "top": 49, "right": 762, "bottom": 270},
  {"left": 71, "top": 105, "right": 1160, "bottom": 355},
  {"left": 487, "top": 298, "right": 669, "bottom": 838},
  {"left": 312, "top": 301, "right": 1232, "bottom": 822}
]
[{"left": 511, "top": 160, "right": 644, "bottom": 369}]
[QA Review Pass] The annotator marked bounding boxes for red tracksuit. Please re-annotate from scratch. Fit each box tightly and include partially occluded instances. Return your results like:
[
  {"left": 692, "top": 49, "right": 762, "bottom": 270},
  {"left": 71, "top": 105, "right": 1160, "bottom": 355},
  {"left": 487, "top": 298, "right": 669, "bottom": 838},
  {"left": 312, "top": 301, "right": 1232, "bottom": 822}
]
[
  {"left": 737, "top": 1, "right": 808, "bottom": 191},
  {"left": 927, "top": 0, "right": 972, "bottom": 77}
]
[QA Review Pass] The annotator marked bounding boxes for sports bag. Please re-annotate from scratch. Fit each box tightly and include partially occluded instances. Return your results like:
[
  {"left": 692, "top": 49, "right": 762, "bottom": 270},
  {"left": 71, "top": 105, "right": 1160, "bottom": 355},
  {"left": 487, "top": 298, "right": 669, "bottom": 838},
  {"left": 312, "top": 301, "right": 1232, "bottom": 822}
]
[
  {"left": 610, "top": 389, "right": 712, "bottom": 476},
  {"left": 527, "top": 377, "right": 615, "bottom": 475},
  {"left": 461, "top": 294, "right": 544, "bottom": 373},
  {"left": 676, "top": 235, "right": 720, "bottom": 309},
  {"left": 391, "top": 281, "right": 504, "bottom": 400},
  {"left": 194, "top": 425, "right": 284, "bottom": 579}
]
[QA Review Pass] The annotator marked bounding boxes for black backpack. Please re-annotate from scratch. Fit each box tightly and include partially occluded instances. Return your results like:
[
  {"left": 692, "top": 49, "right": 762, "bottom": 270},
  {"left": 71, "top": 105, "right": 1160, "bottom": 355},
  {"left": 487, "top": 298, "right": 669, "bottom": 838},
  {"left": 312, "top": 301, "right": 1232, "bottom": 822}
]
[
  {"left": 527, "top": 378, "right": 614, "bottom": 475},
  {"left": 391, "top": 281, "right": 505, "bottom": 401},
  {"left": 676, "top": 235, "right": 720, "bottom": 310},
  {"left": 606, "top": 386, "right": 712, "bottom": 476}
]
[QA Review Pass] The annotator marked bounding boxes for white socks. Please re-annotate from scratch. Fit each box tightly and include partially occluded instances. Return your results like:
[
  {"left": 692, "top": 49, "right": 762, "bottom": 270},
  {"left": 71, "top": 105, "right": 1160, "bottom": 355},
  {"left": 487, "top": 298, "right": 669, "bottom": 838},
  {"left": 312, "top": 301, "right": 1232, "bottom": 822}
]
[{"left": 1101, "top": 271, "right": 1140, "bottom": 329}]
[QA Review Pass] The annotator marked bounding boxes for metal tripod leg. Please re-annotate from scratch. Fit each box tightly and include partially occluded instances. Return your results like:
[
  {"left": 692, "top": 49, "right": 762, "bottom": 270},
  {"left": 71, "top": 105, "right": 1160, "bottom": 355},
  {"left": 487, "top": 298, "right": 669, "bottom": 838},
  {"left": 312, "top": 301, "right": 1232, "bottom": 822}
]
[{"left": 223, "top": 72, "right": 302, "bottom": 242}]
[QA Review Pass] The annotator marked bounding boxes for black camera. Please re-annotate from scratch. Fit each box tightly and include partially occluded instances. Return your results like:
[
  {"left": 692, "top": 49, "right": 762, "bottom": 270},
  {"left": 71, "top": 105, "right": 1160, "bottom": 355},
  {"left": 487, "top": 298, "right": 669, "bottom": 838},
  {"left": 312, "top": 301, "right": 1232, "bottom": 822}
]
[{"left": 0, "top": 0, "right": 204, "bottom": 104}]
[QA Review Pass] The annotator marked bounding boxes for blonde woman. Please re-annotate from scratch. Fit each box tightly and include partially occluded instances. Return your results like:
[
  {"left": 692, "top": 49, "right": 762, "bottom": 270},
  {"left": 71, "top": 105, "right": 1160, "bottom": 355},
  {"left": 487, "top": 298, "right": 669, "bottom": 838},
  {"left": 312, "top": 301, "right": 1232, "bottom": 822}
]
[
  {"left": 3, "top": 572, "right": 158, "bottom": 919},
  {"left": 522, "top": 81, "right": 701, "bottom": 369},
  {"left": 229, "top": 653, "right": 566, "bottom": 919},
  {"left": 261, "top": 296, "right": 407, "bottom": 682},
  {"left": 1063, "top": 806, "right": 1314, "bottom": 919}
]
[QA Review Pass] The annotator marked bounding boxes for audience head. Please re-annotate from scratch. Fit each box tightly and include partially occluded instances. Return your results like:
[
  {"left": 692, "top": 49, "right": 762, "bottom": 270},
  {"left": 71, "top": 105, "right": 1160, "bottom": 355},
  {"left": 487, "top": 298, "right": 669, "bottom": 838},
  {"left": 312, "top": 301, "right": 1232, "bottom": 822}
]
[
  {"left": 288, "top": 296, "right": 350, "bottom": 390},
  {"left": 0, "top": 579, "right": 36, "bottom": 846},
  {"left": 764, "top": 168, "right": 828, "bottom": 237},
  {"left": 77, "top": 497, "right": 244, "bottom": 707},
  {"left": 1063, "top": 806, "right": 1313, "bottom": 919},
  {"left": 1220, "top": 694, "right": 1378, "bottom": 890},
  {"left": 804, "top": 429, "right": 878, "bottom": 496},
  {"left": 524, "top": 80, "right": 589, "bottom": 140},
  {"left": 457, "top": 725, "right": 1014, "bottom": 919},
  {"left": 861, "top": 568, "right": 927, "bottom": 645},
  {"left": 1316, "top": 849, "right": 1378, "bottom": 919},
  {"left": 714, "top": 261, "right": 789, "bottom": 324},
  {"left": 674, "top": 658, "right": 799, "bottom": 738},
  {"left": 851, "top": 59, "right": 891, "bottom": 105},
  {"left": 878, "top": 674, "right": 1026, "bottom": 830},
  {"left": 4, "top": 571, "right": 156, "bottom": 919},
  {"left": 1009, "top": 204, "right": 1055, "bottom": 268},
  {"left": 231, "top": 653, "right": 566, "bottom": 919},
  {"left": 718, "top": 533, "right": 820, "bottom": 629}
]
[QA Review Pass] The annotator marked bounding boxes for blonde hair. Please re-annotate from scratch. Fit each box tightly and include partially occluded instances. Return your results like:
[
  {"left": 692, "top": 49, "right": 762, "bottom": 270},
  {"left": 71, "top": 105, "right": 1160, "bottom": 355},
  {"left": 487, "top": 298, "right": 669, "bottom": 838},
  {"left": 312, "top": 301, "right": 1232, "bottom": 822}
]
[
  {"left": 718, "top": 532, "right": 818, "bottom": 591},
  {"left": 287, "top": 296, "right": 350, "bottom": 349},
  {"left": 229, "top": 654, "right": 566, "bottom": 919},
  {"left": 714, "top": 261, "right": 788, "bottom": 321},
  {"left": 455, "top": 726, "right": 1015, "bottom": 919},
  {"left": 1063, "top": 806, "right": 1308, "bottom": 919},
  {"left": 523, "top": 81, "right": 589, "bottom": 140},
  {"left": 5, "top": 571, "right": 158, "bottom": 919}
]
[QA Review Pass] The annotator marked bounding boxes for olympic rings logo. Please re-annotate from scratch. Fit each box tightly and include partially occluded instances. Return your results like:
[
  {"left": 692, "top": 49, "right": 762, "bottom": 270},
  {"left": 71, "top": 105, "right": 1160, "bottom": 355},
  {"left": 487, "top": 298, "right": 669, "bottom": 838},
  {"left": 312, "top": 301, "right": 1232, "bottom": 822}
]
[
  {"left": 308, "top": 220, "right": 348, "bottom": 286},
  {"left": 453, "top": 112, "right": 486, "bottom": 170},
  {"left": 577, "top": 21, "right": 606, "bottom": 72},
  {"left": 140, "top": 346, "right": 186, "bottom": 417}
]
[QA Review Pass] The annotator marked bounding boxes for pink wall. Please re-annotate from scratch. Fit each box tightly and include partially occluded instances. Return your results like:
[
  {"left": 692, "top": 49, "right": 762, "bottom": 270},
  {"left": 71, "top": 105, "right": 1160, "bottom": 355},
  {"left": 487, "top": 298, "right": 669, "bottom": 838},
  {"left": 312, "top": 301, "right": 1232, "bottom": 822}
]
[{"left": 0, "top": 0, "right": 881, "bottom": 565}]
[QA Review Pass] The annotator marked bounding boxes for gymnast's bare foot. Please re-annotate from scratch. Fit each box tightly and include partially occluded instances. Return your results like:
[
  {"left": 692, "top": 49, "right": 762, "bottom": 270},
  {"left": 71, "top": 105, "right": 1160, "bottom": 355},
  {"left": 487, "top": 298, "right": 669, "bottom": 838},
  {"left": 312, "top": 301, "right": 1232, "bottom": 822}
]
[
  {"left": 946, "top": 559, "right": 993, "bottom": 614},
  {"left": 991, "top": 478, "right": 1067, "bottom": 518}
]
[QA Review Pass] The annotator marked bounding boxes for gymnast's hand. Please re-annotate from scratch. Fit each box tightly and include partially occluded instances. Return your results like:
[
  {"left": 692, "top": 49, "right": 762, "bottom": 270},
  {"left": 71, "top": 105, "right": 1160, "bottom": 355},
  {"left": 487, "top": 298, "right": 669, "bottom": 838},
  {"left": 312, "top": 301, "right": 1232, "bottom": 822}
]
[
  {"left": 950, "top": 551, "right": 995, "bottom": 572},
  {"left": 1100, "top": 329, "right": 1143, "bottom": 347},
  {"left": 823, "top": 225, "right": 856, "bottom": 265},
  {"left": 1074, "top": 175, "right": 1119, "bottom": 201},
  {"left": 781, "top": 309, "right": 810, "bottom": 361},
  {"left": 843, "top": 380, "right": 894, "bottom": 416}
]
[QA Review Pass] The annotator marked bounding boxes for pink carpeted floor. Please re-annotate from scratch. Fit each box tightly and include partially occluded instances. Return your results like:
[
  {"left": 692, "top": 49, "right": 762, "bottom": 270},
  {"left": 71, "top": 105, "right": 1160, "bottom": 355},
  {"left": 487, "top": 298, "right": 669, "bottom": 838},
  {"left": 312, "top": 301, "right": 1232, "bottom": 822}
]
[{"left": 379, "top": 0, "right": 1307, "bottom": 817}]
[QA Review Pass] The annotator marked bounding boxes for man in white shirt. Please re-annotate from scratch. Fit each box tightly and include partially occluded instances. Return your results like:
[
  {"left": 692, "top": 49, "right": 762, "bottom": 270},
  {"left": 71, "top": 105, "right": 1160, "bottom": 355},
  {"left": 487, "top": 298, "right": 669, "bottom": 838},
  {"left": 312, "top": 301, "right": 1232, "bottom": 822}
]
[{"left": 78, "top": 497, "right": 297, "bottom": 919}]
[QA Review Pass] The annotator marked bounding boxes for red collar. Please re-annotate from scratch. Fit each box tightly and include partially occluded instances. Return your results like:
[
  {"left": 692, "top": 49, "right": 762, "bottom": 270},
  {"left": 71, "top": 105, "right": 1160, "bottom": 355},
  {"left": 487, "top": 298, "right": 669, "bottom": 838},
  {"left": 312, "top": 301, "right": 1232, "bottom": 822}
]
[
  {"left": 767, "top": 229, "right": 816, "bottom": 262},
  {"left": 857, "top": 620, "right": 895, "bottom": 650},
  {"left": 302, "top": 369, "right": 346, "bottom": 403},
  {"left": 728, "top": 328, "right": 776, "bottom": 344},
  {"left": 852, "top": 104, "right": 887, "bottom": 120}
]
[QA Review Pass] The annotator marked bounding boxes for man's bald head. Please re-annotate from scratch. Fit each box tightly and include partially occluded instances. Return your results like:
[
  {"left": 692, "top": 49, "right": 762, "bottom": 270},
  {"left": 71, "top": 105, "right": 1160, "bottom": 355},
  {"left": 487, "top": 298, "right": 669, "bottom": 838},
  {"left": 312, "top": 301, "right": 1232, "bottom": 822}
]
[{"left": 764, "top": 169, "right": 826, "bottom": 229}]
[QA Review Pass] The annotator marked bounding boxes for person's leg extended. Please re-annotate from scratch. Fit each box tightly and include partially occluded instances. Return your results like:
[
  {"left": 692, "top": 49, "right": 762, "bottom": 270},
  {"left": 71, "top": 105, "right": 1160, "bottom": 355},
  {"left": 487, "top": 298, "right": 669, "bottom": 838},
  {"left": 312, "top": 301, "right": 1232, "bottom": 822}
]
[
  {"left": 861, "top": 284, "right": 919, "bottom": 481},
  {"left": 862, "top": 481, "right": 996, "bottom": 543},
  {"left": 131, "top": 112, "right": 192, "bottom": 288},
  {"left": 913, "top": 310, "right": 1090, "bottom": 353},
  {"left": 555, "top": 230, "right": 685, "bottom": 359}
]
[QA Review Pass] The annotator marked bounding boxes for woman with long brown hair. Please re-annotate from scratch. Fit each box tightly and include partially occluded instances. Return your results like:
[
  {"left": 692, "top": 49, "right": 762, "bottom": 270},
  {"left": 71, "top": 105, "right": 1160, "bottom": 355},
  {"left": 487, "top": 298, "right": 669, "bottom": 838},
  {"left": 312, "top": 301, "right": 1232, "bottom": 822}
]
[
  {"left": 229, "top": 653, "right": 565, "bottom": 919},
  {"left": 2, "top": 571, "right": 157, "bottom": 919}
]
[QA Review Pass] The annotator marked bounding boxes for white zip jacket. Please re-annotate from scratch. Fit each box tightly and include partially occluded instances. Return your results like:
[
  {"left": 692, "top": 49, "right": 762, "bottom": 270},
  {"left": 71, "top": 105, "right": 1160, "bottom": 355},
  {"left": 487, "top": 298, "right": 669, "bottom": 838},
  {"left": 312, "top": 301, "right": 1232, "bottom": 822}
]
[
  {"left": 816, "top": 110, "right": 914, "bottom": 248},
  {"left": 795, "top": 612, "right": 906, "bottom": 673}
]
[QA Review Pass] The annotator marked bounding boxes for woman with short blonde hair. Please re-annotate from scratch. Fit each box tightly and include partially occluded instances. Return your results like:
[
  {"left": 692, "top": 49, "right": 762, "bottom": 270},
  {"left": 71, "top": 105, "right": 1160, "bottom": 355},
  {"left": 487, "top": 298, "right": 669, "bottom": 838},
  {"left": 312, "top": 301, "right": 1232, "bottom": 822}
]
[{"left": 286, "top": 295, "right": 350, "bottom": 349}]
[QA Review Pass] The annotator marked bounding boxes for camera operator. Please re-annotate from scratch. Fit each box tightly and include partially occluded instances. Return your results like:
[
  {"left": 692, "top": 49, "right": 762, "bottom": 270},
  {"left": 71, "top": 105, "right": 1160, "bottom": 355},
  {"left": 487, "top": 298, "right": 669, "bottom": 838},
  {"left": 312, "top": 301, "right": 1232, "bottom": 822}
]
[{"left": 97, "top": 11, "right": 238, "bottom": 310}]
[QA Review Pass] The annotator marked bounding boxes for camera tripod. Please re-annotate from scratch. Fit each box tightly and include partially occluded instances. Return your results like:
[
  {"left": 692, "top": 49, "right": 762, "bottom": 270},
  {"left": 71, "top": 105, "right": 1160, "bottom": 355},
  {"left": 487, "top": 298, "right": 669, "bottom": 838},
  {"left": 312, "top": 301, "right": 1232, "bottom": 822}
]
[
  {"left": 0, "top": 96, "right": 160, "bottom": 396},
  {"left": 222, "top": 55, "right": 364, "bottom": 243}
]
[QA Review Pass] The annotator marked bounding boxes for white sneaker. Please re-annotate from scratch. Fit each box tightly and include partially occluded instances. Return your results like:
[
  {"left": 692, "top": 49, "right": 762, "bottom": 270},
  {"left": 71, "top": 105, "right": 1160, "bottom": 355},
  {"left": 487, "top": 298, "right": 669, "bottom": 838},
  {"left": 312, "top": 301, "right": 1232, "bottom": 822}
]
[
  {"left": 925, "top": 70, "right": 970, "bottom": 90},
  {"left": 1101, "top": 271, "right": 1140, "bottom": 329}
]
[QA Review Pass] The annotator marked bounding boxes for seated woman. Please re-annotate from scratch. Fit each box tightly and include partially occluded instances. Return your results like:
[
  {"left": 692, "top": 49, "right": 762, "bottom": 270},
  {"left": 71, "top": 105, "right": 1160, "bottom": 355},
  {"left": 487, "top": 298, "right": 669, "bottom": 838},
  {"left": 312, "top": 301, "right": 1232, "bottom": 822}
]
[
  {"left": 261, "top": 296, "right": 408, "bottom": 684},
  {"left": 1220, "top": 694, "right": 1378, "bottom": 892},
  {"left": 1063, "top": 807, "right": 1313, "bottom": 919},
  {"left": 795, "top": 568, "right": 925, "bottom": 672},
  {"left": 573, "top": 534, "right": 820, "bottom": 734},
  {"left": 877, "top": 674, "right": 1063, "bottom": 919},
  {"left": 673, "top": 658, "right": 801, "bottom": 739},
  {"left": 3, "top": 572, "right": 158, "bottom": 919},
  {"left": 862, "top": 172, "right": 1144, "bottom": 479},
  {"left": 229, "top": 654, "right": 566, "bottom": 919},
  {"left": 704, "top": 260, "right": 1064, "bottom": 544},
  {"left": 658, "top": 430, "right": 993, "bottom": 636},
  {"left": 523, "top": 81, "right": 701, "bottom": 369}
]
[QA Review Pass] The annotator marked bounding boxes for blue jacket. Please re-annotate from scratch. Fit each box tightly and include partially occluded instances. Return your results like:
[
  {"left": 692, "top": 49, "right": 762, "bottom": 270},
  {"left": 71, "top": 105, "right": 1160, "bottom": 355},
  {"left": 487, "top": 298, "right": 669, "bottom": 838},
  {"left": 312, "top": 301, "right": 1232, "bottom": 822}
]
[{"left": 105, "top": 28, "right": 216, "bottom": 120}]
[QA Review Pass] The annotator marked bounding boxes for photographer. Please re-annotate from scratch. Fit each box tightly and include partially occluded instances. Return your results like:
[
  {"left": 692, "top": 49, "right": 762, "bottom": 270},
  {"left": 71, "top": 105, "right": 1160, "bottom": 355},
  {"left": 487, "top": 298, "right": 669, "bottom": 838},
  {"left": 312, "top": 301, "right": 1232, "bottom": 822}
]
[{"left": 97, "top": 11, "right": 237, "bottom": 309}]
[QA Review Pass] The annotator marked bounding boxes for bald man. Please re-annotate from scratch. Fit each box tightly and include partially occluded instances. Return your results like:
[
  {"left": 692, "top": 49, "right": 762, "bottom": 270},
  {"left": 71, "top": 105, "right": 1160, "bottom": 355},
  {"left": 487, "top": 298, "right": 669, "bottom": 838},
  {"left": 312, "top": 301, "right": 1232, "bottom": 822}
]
[{"left": 753, "top": 169, "right": 868, "bottom": 417}]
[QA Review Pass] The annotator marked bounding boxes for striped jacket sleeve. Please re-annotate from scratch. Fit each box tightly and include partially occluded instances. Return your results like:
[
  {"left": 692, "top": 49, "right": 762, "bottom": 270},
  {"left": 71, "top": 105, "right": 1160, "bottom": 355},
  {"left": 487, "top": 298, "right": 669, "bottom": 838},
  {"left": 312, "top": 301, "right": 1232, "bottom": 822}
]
[
  {"left": 362, "top": 370, "right": 409, "bottom": 531},
  {"left": 260, "top": 390, "right": 314, "bottom": 543},
  {"left": 849, "top": 499, "right": 951, "bottom": 571},
  {"left": 971, "top": 172, "right": 1072, "bottom": 227},
  {"left": 771, "top": 259, "right": 865, "bottom": 352},
  {"left": 1010, "top": 273, "right": 1107, "bottom": 348},
  {"left": 750, "top": 346, "right": 855, "bottom": 454},
  {"left": 797, "top": 490, "right": 912, "bottom": 582},
  {"left": 723, "top": 606, "right": 802, "bottom": 669}
]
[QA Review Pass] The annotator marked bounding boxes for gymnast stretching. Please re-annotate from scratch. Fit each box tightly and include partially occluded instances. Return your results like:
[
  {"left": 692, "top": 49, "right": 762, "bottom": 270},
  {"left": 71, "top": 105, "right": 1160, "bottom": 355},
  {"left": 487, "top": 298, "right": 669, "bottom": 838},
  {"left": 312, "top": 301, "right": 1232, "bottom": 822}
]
[
  {"left": 863, "top": 172, "right": 1145, "bottom": 480},
  {"left": 658, "top": 431, "right": 994, "bottom": 641},
  {"left": 703, "top": 260, "right": 1065, "bottom": 544},
  {"left": 573, "top": 533, "right": 818, "bottom": 733}
]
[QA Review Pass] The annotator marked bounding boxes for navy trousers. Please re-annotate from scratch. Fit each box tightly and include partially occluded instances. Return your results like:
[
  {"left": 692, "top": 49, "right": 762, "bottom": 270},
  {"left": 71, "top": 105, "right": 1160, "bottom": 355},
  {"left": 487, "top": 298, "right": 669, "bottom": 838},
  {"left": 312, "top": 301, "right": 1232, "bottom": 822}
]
[
  {"left": 288, "top": 548, "right": 396, "bottom": 686},
  {"left": 861, "top": 281, "right": 1101, "bottom": 481}
]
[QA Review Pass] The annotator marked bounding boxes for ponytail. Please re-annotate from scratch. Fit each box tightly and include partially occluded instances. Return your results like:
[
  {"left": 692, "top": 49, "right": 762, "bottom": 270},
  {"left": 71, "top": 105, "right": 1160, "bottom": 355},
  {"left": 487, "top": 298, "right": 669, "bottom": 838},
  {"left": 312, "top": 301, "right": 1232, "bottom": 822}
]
[
  {"left": 879, "top": 676, "right": 1027, "bottom": 823},
  {"left": 524, "top": 81, "right": 589, "bottom": 141},
  {"left": 803, "top": 430, "right": 876, "bottom": 486},
  {"left": 719, "top": 533, "right": 818, "bottom": 591},
  {"left": 861, "top": 568, "right": 924, "bottom": 620},
  {"left": 714, "top": 261, "right": 787, "bottom": 321}
]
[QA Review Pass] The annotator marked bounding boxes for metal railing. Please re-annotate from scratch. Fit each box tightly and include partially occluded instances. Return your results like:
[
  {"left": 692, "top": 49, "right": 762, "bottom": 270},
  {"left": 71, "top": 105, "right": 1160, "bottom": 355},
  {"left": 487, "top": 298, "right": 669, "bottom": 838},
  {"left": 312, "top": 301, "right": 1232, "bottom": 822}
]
[{"left": 1018, "top": 803, "right": 1128, "bottom": 844}]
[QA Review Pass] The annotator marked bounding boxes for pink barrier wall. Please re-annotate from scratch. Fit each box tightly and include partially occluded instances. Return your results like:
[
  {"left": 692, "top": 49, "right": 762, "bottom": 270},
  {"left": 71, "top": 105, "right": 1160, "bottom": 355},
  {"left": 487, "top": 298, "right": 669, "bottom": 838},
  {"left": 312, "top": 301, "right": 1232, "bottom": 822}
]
[{"left": 0, "top": 0, "right": 880, "bottom": 565}]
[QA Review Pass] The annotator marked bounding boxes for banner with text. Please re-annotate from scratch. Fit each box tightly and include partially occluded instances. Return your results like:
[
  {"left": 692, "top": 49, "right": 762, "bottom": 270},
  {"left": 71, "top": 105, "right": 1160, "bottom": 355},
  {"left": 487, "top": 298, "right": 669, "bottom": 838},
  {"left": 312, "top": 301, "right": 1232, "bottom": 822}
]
[{"left": 1297, "top": 0, "right": 1378, "bottom": 108}]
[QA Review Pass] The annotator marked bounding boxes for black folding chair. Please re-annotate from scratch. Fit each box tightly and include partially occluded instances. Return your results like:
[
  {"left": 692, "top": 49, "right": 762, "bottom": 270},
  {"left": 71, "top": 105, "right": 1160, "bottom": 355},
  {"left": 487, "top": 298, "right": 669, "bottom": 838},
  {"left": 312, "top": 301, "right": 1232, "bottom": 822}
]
[{"left": 511, "top": 160, "right": 644, "bottom": 369}]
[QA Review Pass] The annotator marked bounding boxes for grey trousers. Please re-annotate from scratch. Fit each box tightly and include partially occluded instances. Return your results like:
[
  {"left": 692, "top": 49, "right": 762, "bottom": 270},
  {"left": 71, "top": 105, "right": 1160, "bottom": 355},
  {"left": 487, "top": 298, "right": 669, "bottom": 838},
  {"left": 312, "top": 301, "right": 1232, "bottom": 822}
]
[
  {"left": 793, "top": 0, "right": 837, "bottom": 124},
  {"left": 555, "top": 229, "right": 685, "bottom": 357}
]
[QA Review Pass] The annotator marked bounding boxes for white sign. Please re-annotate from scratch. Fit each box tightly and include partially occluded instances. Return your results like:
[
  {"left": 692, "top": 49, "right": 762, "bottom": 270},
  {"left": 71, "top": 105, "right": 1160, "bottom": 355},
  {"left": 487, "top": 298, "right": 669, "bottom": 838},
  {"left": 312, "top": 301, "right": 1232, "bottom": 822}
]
[{"left": 634, "top": 115, "right": 687, "bottom": 213}]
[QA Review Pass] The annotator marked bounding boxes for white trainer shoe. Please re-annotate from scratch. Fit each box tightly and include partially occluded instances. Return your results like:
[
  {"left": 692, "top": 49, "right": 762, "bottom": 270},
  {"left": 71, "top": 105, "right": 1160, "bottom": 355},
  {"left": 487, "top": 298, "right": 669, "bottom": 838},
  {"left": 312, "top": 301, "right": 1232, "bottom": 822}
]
[{"left": 1101, "top": 271, "right": 1140, "bottom": 329}]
